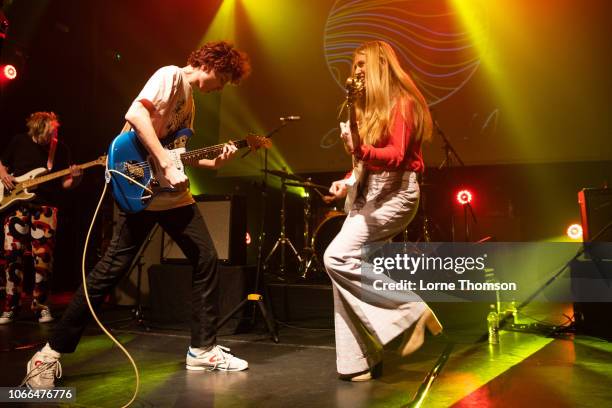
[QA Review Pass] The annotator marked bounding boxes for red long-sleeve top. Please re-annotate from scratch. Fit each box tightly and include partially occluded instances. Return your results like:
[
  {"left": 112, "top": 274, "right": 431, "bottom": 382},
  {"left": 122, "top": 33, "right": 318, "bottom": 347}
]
[{"left": 353, "top": 102, "right": 424, "bottom": 173}]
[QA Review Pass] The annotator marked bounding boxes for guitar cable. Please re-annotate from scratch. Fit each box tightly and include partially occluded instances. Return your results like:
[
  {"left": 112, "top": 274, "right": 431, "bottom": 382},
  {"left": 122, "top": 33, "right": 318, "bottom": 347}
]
[
  {"left": 78, "top": 160, "right": 143, "bottom": 408},
  {"left": 105, "top": 168, "right": 154, "bottom": 198}
]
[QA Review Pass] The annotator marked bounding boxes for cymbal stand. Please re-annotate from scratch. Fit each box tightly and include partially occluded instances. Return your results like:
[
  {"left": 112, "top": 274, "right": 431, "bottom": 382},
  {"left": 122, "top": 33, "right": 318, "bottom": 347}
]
[
  {"left": 263, "top": 174, "right": 303, "bottom": 278},
  {"left": 418, "top": 172, "right": 432, "bottom": 243},
  {"left": 399, "top": 173, "right": 433, "bottom": 245}
]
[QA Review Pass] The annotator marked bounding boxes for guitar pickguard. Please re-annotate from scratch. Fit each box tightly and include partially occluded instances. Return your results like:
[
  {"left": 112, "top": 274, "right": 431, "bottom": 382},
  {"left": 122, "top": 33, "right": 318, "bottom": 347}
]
[{"left": 150, "top": 147, "right": 186, "bottom": 190}]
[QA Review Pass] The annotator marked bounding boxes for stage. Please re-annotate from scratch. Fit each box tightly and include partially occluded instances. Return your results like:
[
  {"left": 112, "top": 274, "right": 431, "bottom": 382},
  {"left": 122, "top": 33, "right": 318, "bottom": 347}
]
[
  {"left": 1, "top": 1, "right": 612, "bottom": 407},
  {"left": 1, "top": 293, "right": 610, "bottom": 407}
]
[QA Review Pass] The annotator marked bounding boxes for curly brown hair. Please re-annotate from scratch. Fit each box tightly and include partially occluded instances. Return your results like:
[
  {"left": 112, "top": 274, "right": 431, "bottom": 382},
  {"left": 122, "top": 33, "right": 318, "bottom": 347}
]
[{"left": 187, "top": 41, "right": 251, "bottom": 84}]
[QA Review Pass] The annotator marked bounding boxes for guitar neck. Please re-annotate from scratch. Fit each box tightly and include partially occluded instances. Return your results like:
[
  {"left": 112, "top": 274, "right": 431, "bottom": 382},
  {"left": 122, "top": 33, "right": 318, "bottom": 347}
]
[
  {"left": 347, "top": 104, "right": 360, "bottom": 167},
  {"left": 22, "top": 159, "right": 104, "bottom": 188},
  {"left": 180, "top": 139, "right": 249, "bottom": 165}
]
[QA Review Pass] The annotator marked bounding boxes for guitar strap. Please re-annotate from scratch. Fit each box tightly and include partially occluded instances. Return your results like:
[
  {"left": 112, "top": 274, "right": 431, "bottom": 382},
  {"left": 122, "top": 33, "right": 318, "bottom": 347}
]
[
  {"left": 188, "top": 96, "right": 195, "bottom": 129},
  {"left": 46, "top": 131, "right": 58, "bottom": 171},
  {"left": 120, "top": 121, "right": 131, "bottom": 133}
]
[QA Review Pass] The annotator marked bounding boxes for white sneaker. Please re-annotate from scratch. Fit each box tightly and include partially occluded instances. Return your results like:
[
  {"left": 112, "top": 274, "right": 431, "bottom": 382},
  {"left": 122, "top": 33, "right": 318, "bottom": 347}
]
[
  {"left": 38, "top": 307, "right": 54, "bottom": 323},
  {"left": 21, "top": 347, "right": 62, "bottom": 389},
  {"left": 0, "top": 310, "right": 15, "bottom": 324},
  {"left": 186, "top": 345, "right": 248, "bottom": 372}
]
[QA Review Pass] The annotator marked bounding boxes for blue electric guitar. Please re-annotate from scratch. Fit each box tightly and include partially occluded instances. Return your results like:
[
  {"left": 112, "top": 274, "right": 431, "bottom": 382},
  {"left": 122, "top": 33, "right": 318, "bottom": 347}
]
[{"left": 107, "top": 128, "right": 270, "bottom": 213}]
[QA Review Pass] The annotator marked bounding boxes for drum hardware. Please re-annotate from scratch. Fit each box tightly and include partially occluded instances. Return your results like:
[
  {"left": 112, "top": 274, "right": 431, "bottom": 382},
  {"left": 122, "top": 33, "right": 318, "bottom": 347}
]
[
  {"left": 262, "top": 168, "right": 303, "bottom": 278},
  {"left": 394, "top": 180, "right": 436, "bottom": 244},
  {"left": 284, "top": 180, "right": 329, "bottom": 194},
  {"left": 285, "top": 179, "right": 332, "bottom": 279},
  {"left": 261, "top": 168, "right": 304, "bottom": 182},
  {"left": 312, "top": 211, "right": 347, "bottom": 273},
  {"left": 240, "top": 118, "right": 299, "bottom": 343},
  {"left": 417, "top": 177, "right": 433, "bottom": 243}
]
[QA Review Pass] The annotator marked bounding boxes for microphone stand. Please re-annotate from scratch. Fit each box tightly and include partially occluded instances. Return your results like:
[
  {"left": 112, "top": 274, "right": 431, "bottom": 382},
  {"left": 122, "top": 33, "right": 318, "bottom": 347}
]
[
  {"left": 217, "top": 118, "right": 297, "bottom": 343},
  {"left": 433, "top": 117, "right": 471, "bottom": 241},
  {"left": 248, "top": 119, "right": 291, "bottom": 288},
  {"left": 436, "top": 119, "right": 465, "bottom": 169},
  {"left": 462, "top": 202, "right": 478, "bottom": 242}
]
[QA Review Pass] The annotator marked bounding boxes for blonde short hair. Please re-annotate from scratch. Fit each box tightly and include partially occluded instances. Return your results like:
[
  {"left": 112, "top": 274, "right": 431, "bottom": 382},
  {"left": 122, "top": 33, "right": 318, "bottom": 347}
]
[{"left": 26, "top": 111, "right": 59, "bottom": 143}]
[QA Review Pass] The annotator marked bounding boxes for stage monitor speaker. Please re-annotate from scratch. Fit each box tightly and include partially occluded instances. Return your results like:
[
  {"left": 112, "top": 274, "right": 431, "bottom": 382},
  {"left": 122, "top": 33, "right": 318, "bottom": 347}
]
[
  {"left": 578, "top": 188, "right": 612, "bottom": 242},
  {"left": 161, "top": 194, "right": 246, "bottom": 265}
]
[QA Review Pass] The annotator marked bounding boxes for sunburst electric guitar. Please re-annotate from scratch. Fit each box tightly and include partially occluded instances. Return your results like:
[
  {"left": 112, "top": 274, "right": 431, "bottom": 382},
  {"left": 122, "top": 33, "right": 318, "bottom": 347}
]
[
  {"left": 0, "top": 156, "right": 107, "bottom": 212},
  {"left": 107, "top": 128, "right": 271, "bottom": 213}
]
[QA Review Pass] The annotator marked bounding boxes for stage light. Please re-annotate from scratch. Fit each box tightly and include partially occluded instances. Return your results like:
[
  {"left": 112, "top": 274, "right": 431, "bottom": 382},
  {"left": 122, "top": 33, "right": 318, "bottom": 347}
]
[
  {"left": 1, "top": 64, "right": 17, "bottom": 80},
  {"left": 567, "top": 224, "right": 583, "bottom": 240},
  {"left": 456, "top": 189, "right": 473, "bottom": 205}
]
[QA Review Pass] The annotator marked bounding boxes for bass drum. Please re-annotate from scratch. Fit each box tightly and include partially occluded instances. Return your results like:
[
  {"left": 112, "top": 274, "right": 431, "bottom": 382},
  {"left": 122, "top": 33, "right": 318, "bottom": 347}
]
[{"left": 312, "top": 212, "right": 347, "bottom": 263}]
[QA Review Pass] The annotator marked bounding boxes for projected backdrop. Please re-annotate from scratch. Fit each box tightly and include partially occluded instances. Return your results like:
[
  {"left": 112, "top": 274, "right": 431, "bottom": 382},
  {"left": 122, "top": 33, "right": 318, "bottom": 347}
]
[{"left": 212, "top": 0, "right": 611, "bottom": 176}]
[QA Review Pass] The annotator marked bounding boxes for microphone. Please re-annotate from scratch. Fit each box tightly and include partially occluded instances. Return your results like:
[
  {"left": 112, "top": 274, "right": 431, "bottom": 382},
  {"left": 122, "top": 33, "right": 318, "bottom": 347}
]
[{"left": 280, "top": 116, "right": 301, "bottom": 121}]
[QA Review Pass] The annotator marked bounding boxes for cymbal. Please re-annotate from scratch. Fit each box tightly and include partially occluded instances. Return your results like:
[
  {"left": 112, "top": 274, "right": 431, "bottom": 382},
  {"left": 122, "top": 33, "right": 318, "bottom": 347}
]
[
  {"left": 261, "top": 169, "right": 304, "bottom": 182},
  {"left": 284, "top": 181, "right": 330, "bottom": 190}
]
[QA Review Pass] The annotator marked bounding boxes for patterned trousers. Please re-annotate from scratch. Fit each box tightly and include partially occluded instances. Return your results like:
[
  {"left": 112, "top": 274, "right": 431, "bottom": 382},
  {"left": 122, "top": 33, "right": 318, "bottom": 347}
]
[
  {"left": 324, "top": 170, "right": 426, "bottom": 375},
  {"left": 3, "top": 205, "right": 58, "bottom": 312}
]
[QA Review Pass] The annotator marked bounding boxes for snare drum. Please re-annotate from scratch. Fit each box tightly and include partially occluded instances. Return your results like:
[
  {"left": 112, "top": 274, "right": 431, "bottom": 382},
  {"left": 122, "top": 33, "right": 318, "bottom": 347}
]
[{"left": 312, "top": 212, "right": 347, "bottom": 262}]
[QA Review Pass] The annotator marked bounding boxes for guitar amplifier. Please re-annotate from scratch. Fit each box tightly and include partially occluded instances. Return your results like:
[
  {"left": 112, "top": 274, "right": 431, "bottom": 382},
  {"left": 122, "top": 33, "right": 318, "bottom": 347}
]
[
  {"left": 161, "top": 194, "right": 246, "bottom": 265},
  {"left": 578, "top": 188, "right": 612, "bottom": 242}
]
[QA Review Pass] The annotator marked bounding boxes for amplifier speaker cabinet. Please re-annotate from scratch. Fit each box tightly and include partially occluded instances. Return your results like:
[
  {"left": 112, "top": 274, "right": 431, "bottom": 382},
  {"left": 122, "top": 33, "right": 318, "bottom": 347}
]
[
  {"left": 112, "top": 195, "right": 246, "bottom": 305},
  {"left": 161, "top": 194, "right": 246, "bottom": 265}
]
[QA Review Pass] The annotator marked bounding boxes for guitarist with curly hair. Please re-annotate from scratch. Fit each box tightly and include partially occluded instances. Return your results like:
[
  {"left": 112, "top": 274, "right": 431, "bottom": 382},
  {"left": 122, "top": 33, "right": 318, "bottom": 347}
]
[{"left": 22, "top": 41, "right": 252, "bottom": 389}]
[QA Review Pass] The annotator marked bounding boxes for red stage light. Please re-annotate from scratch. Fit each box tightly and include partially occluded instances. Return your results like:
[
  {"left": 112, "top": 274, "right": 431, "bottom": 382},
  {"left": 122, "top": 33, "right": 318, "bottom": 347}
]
[
  {"left": 567, "top": 224, "right": 583, "bottom": 240},
  {"left": 456, "top": 189, "right": 473, "bottom": 205},
  {"left": 2, "top": 64, "right": 17, "bottom": 80}
]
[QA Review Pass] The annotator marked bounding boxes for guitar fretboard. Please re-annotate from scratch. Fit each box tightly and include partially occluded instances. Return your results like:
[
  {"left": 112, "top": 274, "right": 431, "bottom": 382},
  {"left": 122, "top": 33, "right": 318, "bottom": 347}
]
[
  {"left": 180, "top": 139, "right": 249, "bottom": 165},
  {"left": 21, "top": 158, "right": 106, "bottom": 188}
]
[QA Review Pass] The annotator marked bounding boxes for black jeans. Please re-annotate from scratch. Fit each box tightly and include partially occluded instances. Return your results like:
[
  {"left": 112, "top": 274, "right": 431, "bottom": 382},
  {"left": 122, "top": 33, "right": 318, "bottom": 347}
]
[{"left": 50, "top": 204, "right": 219, "bottom": 353}]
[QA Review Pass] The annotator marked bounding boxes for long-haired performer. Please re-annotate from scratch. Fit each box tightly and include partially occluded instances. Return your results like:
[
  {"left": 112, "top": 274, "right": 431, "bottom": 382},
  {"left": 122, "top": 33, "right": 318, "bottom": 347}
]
[{"left": 324, "top": 40, "right": 443, "bottom": 381}]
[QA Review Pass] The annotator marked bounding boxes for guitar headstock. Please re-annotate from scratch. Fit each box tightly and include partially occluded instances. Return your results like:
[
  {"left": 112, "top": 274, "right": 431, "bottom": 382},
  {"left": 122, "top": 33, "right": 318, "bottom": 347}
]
[
  {"left": 345, "top": 73, "right": 365, "bottom": 104},
  {"left": 245, "top": 134, "right": 272, "bottom": 151}
]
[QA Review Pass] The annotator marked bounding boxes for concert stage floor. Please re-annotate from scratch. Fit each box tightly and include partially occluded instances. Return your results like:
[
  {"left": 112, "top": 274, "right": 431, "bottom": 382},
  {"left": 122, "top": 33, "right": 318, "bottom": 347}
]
[{"left": 1, "top": 298, "right": 611, "bottom": 407}]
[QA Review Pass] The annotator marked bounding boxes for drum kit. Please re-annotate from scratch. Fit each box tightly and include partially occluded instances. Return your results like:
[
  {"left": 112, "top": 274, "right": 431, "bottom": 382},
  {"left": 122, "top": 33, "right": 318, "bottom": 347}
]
[
  {"left": 261, "top": 168, "right": 342, "bottom": 281},
  {"left": 260, "top": 168, "right": 439, "bottom": 281}
]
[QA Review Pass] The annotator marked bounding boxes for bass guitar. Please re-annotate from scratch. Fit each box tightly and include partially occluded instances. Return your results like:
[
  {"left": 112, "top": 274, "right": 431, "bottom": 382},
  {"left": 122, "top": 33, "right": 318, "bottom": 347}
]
[{"left": 0, "top": 156, "right": 107, "bottom": 211}]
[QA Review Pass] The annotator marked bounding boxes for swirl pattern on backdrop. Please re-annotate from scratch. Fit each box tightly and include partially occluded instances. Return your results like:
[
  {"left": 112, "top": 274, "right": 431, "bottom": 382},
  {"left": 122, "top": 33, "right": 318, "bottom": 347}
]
[{"left": 324, "top": 0, "right": 488, "bottom": 106}]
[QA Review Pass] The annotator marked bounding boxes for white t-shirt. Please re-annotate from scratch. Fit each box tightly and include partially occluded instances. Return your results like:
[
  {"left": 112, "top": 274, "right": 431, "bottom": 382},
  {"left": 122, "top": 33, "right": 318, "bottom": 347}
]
[{"left": 128, "top": 65, "right": 196, "bottom": 211}]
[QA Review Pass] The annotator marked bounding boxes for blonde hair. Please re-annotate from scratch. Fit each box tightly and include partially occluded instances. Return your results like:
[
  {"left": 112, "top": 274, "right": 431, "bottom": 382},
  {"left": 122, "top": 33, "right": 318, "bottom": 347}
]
[
  {"left": 26, "top": 111, "right": 59, "bottom": 143},
  {"left": 352, "top": 41, "right": 432, "bottom": 146}
]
